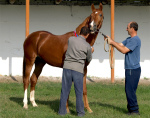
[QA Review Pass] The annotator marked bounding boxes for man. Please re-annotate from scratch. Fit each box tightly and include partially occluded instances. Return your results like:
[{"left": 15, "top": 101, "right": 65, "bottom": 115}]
[
  {"left": 105, "top": 22, "right": 141, "bottom": 115},
  {"left": 58, "top": 26, "right": 94, "bottom": 117}
]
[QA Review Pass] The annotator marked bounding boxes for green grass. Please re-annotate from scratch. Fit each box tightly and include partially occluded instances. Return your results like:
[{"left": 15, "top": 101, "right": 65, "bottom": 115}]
[{"left": 0, "top": 81, "right": 150, "bottom": 118}]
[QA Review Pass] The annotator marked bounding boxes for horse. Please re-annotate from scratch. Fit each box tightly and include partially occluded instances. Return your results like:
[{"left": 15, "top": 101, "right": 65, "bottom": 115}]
[{"left": 23, "top": 3, "right": 104, "bottom": 113}]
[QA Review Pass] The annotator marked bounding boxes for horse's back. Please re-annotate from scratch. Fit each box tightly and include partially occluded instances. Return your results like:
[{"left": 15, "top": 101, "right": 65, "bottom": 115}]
[
  {"left": 23, "top": 31, "right": 75, "bottom": 67},
  {"left": 24, "top": 31, "right": 74, "bottom": 47},
  {"left": 24, "top": 31, "right": 54, "bottom": 46}
]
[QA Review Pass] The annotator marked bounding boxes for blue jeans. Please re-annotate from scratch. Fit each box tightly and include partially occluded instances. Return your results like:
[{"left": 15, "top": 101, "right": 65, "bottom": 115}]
[
  {"left": 58, "top": 68, "right": 85, "bottom": 116},
  {"left": 125, "top": 67, "right": 141, "bottom": 113}
]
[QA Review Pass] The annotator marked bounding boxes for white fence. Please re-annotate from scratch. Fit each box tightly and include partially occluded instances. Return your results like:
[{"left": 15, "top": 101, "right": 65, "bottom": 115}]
[{"left": 0, "top": 5, "right": 150, "bottom": 78}]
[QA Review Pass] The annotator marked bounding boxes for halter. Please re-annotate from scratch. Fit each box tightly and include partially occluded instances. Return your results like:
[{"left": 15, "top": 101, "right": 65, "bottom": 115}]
[{"left": 74, "top": 31, "right": 78, "bottom": 37}]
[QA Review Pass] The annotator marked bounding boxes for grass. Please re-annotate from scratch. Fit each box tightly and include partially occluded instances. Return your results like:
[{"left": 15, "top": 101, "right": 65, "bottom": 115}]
[
  {"left": 144, "top": 77, "right": 149, "bottom": 80},
  {"left": 0, "top": 81, "right": 150, "bottom": 118}
]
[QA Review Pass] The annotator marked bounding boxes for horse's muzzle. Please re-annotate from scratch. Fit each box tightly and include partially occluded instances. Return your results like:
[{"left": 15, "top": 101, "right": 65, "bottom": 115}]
[{"left": 90, "top": 23, "right": 97, "bottom": 34}]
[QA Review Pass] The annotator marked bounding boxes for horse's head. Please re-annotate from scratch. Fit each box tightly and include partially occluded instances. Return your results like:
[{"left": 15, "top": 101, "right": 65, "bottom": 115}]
[{"left": 89, "top": 3, "right": 104, "bottom": 34}]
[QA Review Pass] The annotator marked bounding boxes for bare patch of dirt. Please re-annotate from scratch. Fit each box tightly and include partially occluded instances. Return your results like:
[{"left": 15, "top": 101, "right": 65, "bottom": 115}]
[{"left": 0, "top": 75, "right": 150, "bottom": 85}]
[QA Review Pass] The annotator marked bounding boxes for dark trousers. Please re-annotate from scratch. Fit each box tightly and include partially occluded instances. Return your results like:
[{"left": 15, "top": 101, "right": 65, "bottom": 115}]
[
  {"left": 125, "top": 67, "right": 141, "bottom": 113},
  {"left": 58, "top": 68, "right": 85, "bottom": 116}
]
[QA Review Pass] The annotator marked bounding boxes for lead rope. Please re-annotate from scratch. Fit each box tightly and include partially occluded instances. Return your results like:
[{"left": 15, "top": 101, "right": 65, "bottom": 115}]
[{"left": 104, "top": 38, "right": 115, "bottom": 69}]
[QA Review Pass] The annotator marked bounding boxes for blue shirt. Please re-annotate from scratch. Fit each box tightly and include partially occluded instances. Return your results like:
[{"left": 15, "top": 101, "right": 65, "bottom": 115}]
[{"left": 122, "top": 36, "right": 141, "bottom": 69}]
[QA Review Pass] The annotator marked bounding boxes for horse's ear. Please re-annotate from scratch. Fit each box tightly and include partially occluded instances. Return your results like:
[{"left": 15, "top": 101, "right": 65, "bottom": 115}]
[
  {"left": 99, "top": 3, "right": 103, "bottom": 11},
  {"left": 91, "top": 3, "right": 95, "bottom": 12}
]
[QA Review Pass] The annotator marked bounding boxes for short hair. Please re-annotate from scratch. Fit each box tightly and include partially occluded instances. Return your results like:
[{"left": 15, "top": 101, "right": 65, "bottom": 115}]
[
  {"left": 80, "top": 26, "right": 90, "bottom": 36},
  {"left": 130, "top": 22, "right": 138, "bottom": 31}
]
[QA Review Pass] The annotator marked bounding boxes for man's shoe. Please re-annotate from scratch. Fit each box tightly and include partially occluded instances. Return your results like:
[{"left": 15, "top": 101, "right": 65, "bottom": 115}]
[
  {"left": 127, "top": 112, "right": 140, "bottom": 115},
  {"left": 78, "top": 113, "right": 85, "bottom": 117}
]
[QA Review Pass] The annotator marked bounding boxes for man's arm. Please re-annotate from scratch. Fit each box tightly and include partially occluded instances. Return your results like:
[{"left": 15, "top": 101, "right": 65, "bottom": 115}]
[
  {"left": 105, "top": 36, "right": 130, "bottom": 54},
  {"left": 91, "top": 47, "right": 94, "bottom": 53}
]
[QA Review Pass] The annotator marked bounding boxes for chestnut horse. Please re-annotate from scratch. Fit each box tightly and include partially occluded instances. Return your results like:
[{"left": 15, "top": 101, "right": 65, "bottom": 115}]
[{"left": 23, "top": 3, "right": 104, "bottom": 113}]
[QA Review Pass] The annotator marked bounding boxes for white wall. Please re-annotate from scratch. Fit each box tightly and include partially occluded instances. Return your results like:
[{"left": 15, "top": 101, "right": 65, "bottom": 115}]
[{"left": 0, "top": 5, "right": 150, "bottom": 79}]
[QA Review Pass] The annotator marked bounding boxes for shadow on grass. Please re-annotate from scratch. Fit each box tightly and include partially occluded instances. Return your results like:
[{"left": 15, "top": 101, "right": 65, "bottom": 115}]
[
  {"left": 9, "top": 97, "right": 23, "bottom": 106},
  {"left": 35, "top": 99, "right": 76, "bottom": 114},
  {"left": 89, "top": 102, "right": 127, "bottom": 114},
  {"left": 9, "top": 97, "right": 76, "bottom": 115}
]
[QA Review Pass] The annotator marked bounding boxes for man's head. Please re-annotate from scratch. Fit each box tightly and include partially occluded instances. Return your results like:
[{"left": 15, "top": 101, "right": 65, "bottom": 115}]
[
  {"left": 126, "top": 22, "right": 138, "bottom": 36},
  {"left": 130, "top": 22, "right": 138, "bottom": 31},
  {"left": 80, "top": 26, "right": 90, "bottom": 38}
]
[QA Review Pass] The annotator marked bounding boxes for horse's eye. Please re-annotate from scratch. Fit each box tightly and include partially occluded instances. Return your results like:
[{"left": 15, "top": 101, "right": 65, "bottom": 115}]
[{"left": 99, "top": 14, "right": 104, "bottom": 19}]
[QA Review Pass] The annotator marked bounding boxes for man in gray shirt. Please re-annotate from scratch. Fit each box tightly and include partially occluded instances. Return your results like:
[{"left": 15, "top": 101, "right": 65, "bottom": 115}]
[{"left": 58, "top": 26, "right": 94, "bottom": 117}]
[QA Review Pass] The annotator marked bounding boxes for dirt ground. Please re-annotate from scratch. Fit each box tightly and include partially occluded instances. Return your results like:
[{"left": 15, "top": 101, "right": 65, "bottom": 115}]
[{"left": 0, "top": 75, "right": 150, "bottom": 85}]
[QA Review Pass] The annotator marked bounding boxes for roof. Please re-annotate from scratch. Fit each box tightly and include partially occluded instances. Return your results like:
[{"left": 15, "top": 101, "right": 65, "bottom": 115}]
[{"left": 0, "top": 0, "right": 150, "bottom": 6}]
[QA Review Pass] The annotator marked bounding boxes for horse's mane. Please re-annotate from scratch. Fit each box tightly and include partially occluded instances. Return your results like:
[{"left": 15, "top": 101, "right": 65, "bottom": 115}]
[{"left": 76, "top": 16, "right": 91, "bottom": 35}]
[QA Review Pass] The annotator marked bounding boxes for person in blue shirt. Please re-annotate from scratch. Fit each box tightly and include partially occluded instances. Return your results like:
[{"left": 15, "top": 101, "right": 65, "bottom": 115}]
[{"left": 105, "top": 22, "right": 141, "bottom": 115}]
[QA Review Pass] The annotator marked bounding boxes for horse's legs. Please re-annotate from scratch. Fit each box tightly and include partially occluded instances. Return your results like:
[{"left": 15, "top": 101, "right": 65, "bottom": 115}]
[
  {"left": 83, "top": 67, "right": 93, "bottom": 113},
  {"left": 23, "top": 57, "right": 35, "bottom": 109},
  {"left": 66, "top": 96, "right": 70, "bottom": 113},
  {"left": 30, "top": 57, "right": 46, "bottom": 107}
]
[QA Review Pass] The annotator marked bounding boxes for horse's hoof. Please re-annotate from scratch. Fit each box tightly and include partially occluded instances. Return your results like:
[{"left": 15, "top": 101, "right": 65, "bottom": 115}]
[
  {"left": 33, "top": 104, "right": 38, "bottom": 107},
  {"left": 87, "top": 108, "right": 93, "bottom": 113},
  {"left": 31, "top": 101, "right": 38, "bottom": 107},
  {"left": 66, "top": 108, "right": 70, "bottom": 113},
  {"left": 23, "top": 105, "right": 28, "bottom": 109}
]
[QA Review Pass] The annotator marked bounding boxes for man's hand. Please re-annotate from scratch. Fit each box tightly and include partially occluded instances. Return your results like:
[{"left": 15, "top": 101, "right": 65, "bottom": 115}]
[
  {"left": 104, "top": 35, "right": 113, "bottom": 45},
  {"left": 91, "top": 47, "right": 94, "bottom": 53},
  {"left": 104, "top": 35, "right": 130, "bottom": 54}
]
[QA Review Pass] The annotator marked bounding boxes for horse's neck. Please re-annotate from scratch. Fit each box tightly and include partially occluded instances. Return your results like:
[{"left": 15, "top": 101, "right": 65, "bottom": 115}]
[
  {"left": 76, "top": 16, "right": 90, "bottom": 35},
  {"left": 76, "top": 16, "right": 98, "bottom": 46},
  {"left": 87, "top": 33, "right": 98, "bottom": 46}
]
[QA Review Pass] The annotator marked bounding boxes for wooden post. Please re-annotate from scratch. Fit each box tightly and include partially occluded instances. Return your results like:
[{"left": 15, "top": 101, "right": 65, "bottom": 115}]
[
  {"left": 111, "top": 0, "right": 115, "bottom": 83},
  {"left": 26, "top": 0, "right": 29, "bottom": 38}
]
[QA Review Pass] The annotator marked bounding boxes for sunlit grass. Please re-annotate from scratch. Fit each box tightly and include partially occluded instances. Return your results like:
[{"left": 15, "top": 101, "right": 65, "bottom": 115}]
[{"left": 0, "top": 81, "right": 150, "bottom": 118}]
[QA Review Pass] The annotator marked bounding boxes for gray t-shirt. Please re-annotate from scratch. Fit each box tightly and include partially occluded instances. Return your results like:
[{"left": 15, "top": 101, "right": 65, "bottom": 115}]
[{"left": 63, "top": 35, "right": 92, "bottom": 73}]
